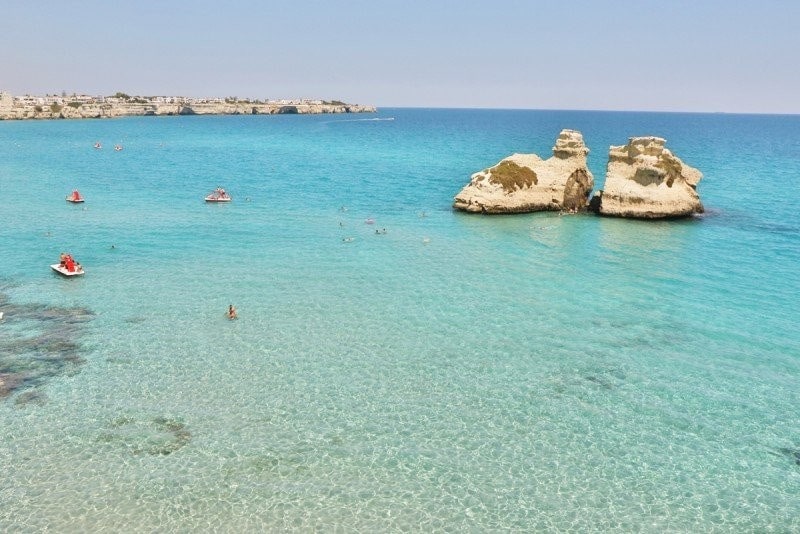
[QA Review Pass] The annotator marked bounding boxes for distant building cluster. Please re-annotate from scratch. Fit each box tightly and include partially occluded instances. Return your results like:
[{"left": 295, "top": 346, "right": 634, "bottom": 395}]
[
  {"left": 0, "top": 91, "right": 326, "bottom": 108},
  {"left": 0, "top": 91, "right": 373, "bottom": 120}
]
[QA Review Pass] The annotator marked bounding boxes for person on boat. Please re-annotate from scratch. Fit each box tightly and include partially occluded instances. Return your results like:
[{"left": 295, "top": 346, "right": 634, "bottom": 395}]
[
  {"left": 65, "top": 255, "right": 75, "bottom": 272},
  {"left": 60, "top": 252, "right": 67, "bottom": 267},
  {"left": 72, "top": 190, "right": 81, "bottom": 201},
  {"left": 228, "top": 304, "right": 238, "bottom": 320},
  {"left": 75, "top": 262, "right": 82, "bottom": 273}
]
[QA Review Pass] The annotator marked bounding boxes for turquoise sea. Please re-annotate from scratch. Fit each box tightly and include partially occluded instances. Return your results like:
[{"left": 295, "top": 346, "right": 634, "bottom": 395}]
[{"left": 1, "top": 108, "right": 799, "bottom": 532}]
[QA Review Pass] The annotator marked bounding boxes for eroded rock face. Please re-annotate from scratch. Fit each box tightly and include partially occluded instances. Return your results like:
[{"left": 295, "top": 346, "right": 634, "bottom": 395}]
[
  {"left": 453, "top": 129, "right": 593, "bottom": 214},
  {"left": 592, "top": 136, "right": 703, "bottom": 219}
]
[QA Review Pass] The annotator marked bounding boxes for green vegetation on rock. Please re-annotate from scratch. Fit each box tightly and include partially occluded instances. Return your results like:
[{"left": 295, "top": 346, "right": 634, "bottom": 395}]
[{"left": 488, "top": 160, "right": 538, "bottom": 192}]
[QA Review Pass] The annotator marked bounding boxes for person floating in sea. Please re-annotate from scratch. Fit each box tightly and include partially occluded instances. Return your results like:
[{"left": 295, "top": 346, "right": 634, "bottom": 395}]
[{"left": 228, "top": 304, "right": 238, "bottom": 320}]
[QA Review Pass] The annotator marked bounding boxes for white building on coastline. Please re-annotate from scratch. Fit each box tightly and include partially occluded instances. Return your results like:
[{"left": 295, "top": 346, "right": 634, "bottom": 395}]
[{"left": 0, "top": 91, "right": 13, "bottom": 110}]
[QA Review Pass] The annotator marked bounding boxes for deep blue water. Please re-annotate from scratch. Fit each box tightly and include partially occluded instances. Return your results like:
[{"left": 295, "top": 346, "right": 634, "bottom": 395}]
[{"left": 1, "top": 108, "right": 799, "bottom": 531}]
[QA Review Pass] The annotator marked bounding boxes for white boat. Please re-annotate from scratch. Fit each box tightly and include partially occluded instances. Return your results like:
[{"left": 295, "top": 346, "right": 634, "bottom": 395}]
[
  {"left": 51, "top": 263, "right": 85, "bottom": 277},
  {"left": 205, "top": 187, "right": 232, "bottom": 202}
]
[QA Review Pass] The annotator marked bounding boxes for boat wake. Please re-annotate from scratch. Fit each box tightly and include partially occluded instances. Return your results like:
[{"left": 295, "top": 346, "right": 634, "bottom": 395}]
[{"left": 328, "top": 117, "right": 395, "bottom": 123}]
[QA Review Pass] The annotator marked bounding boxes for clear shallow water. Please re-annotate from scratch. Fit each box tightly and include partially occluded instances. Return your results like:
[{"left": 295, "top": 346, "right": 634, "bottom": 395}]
[{"left": 1, "top": 109, "right": 799, "bottom": 531}]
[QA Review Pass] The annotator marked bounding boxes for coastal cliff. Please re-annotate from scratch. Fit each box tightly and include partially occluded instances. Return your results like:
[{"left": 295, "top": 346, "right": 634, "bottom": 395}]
[
  {"left": 591, "top": 136, "right": 703, "bottom": 218},
  {"left": 453, "top": 129, "right": 594, "bottom": 214},
  {"left": 0, "top": 92, "right": 375, "bottom": 120}
]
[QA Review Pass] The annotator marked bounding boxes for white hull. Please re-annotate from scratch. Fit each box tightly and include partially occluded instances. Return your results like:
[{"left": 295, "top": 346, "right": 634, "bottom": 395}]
[{"left": 51, "top": 264, "right": 84, "bottom": 276}]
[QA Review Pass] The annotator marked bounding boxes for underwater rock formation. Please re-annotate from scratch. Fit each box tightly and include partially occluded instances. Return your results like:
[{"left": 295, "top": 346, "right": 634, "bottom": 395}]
[
  {"left": 591, "top": 136, "right": 703, "bottom": 218},
  {"left": 100, "top": 415, "right": 192, "bottom": 456},
  {"left": 453, "top": 129, "right": 594, "bottom": 214},
  {"left": 777, "top": 447, "right": 800, "bottom": 466},
  {"left": 14, "top": 389, "right": 48, "bottom": 407},
  {"left": 0, "top": 292, "right": 93, "bottom": 401}
]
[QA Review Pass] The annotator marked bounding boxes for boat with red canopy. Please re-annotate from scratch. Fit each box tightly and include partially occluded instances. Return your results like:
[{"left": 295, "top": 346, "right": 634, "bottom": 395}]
[
  {"left": 51, "top": 253, "right": 84, "bottom": 276},
  {"left": 66, "top": 190, "right": 84, "bottom": 203}
]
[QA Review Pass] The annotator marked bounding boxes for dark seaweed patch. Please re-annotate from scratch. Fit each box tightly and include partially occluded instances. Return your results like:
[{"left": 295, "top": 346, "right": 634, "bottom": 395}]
[
  {"left": 14, "top": 389, "right": 48, "bottom": 407},
  {"left": 777, "top": 447, "right": 800, "bottom": 466},
  {"left": 0, "top": 290, "right": 94, "bottom": 400},
  {"left": 100, "top": 416, "right": 192, "bottom": 456}
]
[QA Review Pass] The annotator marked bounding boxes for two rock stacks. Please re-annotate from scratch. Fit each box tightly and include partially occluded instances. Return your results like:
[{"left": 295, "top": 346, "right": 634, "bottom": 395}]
[{"left": 453, "top": 130, "right": 703, "bottom": 219}]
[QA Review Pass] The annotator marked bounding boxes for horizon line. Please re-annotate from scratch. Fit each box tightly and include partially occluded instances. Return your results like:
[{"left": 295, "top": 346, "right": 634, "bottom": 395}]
[{"left": 373, "top": 105, "right": 800, "bottom": 117}]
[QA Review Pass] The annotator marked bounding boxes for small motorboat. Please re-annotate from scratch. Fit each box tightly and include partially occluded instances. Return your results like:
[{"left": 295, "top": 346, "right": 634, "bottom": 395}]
[
  {"left": 114, "top": 144, "right": 123, "bottom": 151},
  {"left": 66, "top": 190, "right": 84, "bottom": 203},
  {"left": 205, "top": 187, "right": 232, "bottom": 202},
  {"left": 51, "top": 263, "right": 84, "bottom": 277},
  {"left": 94, "top": 142, "right": 102, "bottom": 149}
]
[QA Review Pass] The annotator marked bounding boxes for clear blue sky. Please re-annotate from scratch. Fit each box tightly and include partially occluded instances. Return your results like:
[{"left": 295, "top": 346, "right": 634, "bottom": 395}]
[{"left": 2, "top": 0, "right": 799, "bottom": 113}]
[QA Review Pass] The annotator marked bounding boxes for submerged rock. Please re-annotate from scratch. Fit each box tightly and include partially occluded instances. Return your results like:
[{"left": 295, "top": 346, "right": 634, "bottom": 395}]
[
  {"left": 453, "top": 129, "right": 594, "bottom": 214},
  {"left": 777, "top": 447, "right": 800, "bottom": 466},
  {"left": 0, "top": 373, "right": 24, "bottom": 398},
  {"left": 101, "top": 415, "right": 191, "bottom": 456},
  {"left": 0, "top": 292, "right": 93, "bottom": 400},
  {"left": 591, "top": 136, "right": 703, "bottom": 219},
  {"left": 14, "top": 389, "right": 48, "bottom": 407}
]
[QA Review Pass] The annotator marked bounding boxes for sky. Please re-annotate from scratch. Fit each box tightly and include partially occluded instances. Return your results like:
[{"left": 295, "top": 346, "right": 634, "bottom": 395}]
[{"left": 2, "top": 0, "right": 799, "bottom": 114}]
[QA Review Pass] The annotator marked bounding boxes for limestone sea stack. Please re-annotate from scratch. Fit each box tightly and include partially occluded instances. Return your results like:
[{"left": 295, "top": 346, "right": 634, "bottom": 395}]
[
  {"left": 453, "top": 129, "right": 593, "bottom": 214},
  {"left": 591, "top": 136, "right": 703, "bottom": 219}
]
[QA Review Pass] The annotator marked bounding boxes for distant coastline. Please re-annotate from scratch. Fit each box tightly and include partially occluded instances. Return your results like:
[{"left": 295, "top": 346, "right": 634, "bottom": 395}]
[{"left": 0, "top": 91, "right": 376, "bottom": 120}]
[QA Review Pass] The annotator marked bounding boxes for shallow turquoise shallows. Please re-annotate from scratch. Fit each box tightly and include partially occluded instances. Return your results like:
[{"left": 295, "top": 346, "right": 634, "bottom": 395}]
[{"left": 1, "top": 109, "right": 799, "bottom": 532}]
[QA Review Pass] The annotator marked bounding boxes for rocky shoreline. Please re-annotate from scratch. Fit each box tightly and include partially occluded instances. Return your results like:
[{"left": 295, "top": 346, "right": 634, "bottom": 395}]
[{"left": 0, "top": 92, "right": 376, "bottom": 120}]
